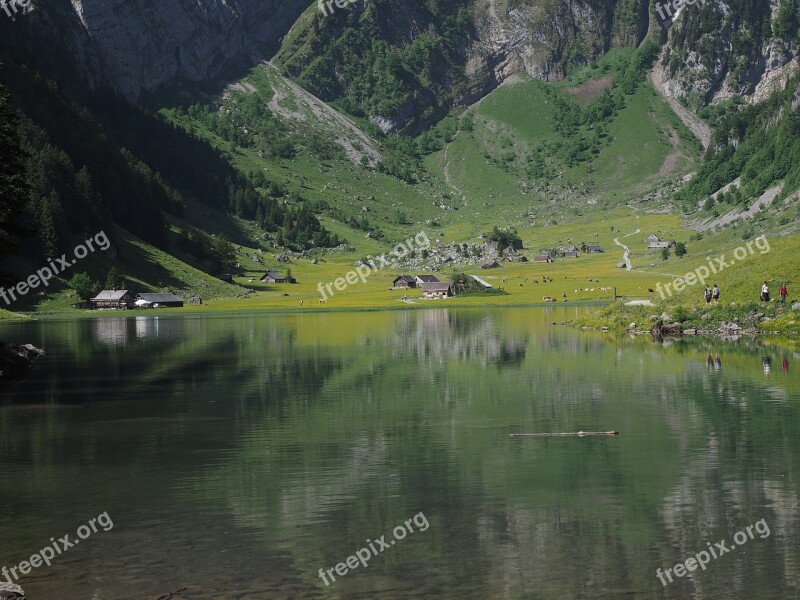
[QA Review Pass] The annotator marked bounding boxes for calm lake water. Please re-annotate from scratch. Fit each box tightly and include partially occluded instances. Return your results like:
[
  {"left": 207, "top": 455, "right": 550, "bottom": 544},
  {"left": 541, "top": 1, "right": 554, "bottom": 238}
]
[{"left": 1, "top": 308, "right": 800, "bottom": 599}]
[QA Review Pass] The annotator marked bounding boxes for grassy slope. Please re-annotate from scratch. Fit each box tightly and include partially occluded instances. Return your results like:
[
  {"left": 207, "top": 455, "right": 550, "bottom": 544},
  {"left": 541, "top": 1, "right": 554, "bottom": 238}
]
[
  {"left": 161, "top": 63, "right": 450, "bottom": 245},
  {"left": 575, "top": 228, "right": 800, "bottom": 333},
  {"left": 22, "top": 226, "right": 242, "bottom": 314}
]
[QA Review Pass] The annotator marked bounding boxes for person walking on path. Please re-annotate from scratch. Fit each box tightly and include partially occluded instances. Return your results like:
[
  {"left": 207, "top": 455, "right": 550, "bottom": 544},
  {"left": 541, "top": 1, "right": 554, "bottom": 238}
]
[
  {"left": 761, "top": 281, "right": 770, "bottom": 302},
  {"left": 780, "top": 282, "right": 787, "bottom": 304},
  {"left": 704, "top": 285, "right": 712, "bottom": 305},
  {"left": 712, "top": 284, "right": 720, "bottom": 304}
]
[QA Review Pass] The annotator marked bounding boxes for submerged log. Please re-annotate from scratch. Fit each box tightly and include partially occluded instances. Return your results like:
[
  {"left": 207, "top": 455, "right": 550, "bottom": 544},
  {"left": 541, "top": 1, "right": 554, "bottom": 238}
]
[{"left": 510, "top": 431, "right": 618, "bottom": 438}]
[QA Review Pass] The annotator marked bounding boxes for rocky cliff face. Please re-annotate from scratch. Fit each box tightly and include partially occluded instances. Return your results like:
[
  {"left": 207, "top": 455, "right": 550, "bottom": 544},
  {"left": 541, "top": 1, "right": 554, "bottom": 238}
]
[
  {"left": 655, "top": 0, "right": 798, "bottom": 107},
  {"left": 15, "top": 0, "right": 797, "bottom": 124},
  {"left": 25, "top": 0, "right": 309, "bottom": 100},
  {"left": 462, "top": 0, "right": 649, "bottom": 103}
]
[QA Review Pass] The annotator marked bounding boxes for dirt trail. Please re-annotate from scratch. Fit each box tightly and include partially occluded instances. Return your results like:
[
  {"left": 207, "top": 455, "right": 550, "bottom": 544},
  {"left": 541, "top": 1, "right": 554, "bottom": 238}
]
[{"left": 650, "top": 49, "right": 711, "bottom": 150}]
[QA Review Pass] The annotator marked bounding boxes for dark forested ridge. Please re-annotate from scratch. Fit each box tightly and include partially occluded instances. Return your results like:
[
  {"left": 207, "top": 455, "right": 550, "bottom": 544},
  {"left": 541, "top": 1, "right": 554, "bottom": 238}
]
[{"left": 0, "top": 55, "right": 341, "bottom": 286}]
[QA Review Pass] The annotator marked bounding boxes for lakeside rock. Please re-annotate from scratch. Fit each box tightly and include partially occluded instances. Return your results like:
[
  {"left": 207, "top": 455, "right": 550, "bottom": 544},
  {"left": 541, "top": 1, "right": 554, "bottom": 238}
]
[
  {"left": 650, "top": 319, "right": 683, "bottom": 339},
  {"left": 0, "top": 582, "right": 25, "bottom": 599},
  {"left": 0, "top": 343, "right": 45, "bottom": 381}
]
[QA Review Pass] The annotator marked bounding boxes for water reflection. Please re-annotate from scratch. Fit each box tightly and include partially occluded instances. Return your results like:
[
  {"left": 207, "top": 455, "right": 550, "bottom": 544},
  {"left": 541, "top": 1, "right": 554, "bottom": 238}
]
[
  {"left": 394, "top": 310, "right": 528, "bottom": 366},
  {"left": 93, "top": 315, "right": 188, "bottom": 345},
  {"left": 1, "top": 310, "right": 800, "bottom": 599}
]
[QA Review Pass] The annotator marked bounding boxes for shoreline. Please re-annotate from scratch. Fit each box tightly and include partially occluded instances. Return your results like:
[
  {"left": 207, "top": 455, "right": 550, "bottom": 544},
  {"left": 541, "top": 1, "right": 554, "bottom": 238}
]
[{"left": 1, "top": 298, "right": 612, "bottom": 321}]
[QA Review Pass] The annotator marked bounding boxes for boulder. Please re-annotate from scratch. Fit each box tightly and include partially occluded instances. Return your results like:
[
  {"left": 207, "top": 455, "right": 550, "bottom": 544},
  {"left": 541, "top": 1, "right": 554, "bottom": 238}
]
[
  {"left": 0, "top": 582, "right": 25, "bottom": 599},
  {"left": 650, "top": 319, "right": 682, "bottom": 338},
  {"left": 616, "top": 262, "right": 626, "bottom": 268},
  {"left": 0, "top": 343, "right": 45, "bottom": 381},
  {"left": 792, "top": 302, "right": 800, "bottom": 311}
]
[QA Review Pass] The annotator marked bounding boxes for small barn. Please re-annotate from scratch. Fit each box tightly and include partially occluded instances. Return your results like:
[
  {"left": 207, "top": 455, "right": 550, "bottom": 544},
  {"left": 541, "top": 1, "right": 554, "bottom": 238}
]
[
  {"left": 533, "top": 253, "right": 551, "bottom": 263},
  {"left": 564, "top": 250, "right": 579, "bottom": 258},
  {"left": 421, "top": 281, "right": 453, "bottom": 298},
  {"left": 261, "top": 271, "right": 296, "bottom": 284},
  {"left": 415, "top": 275, "right": 440, "bottom": 286},
  {"left": 470, "top": 275, "right": 493, "bottom": 289},
  {"left": 648, "top": 240, "right": 676, "bottom": 250},
  {"left": 585, "top": 244, "right": 604, "bottom": 254},
  {"left": 393, "top": 275, "right": 417, "bottom": 289},
  {"left": 646, "top": 234, "right": 661, "bottom": 243},
  {"left": 481, "top": 261, "right": 501, "bottom": 269},
  {"left": 136, "top": 293, "right": 185, "bottom": 308},
  {"left": 90, "top": 290, "right": 135, "bottom": 310}
]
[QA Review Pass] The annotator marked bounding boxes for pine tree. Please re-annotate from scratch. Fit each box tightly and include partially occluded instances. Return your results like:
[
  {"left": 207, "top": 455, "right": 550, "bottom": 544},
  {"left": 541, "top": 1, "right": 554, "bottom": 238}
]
[{"left": 0, "top": 76, "right": 30, "bottom": 257}]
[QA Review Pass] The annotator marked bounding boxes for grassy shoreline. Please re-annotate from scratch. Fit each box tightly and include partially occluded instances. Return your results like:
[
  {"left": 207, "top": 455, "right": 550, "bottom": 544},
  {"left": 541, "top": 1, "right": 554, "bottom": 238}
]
[{"left": 4, "top": 297, "right": 611, "bottom": 321}]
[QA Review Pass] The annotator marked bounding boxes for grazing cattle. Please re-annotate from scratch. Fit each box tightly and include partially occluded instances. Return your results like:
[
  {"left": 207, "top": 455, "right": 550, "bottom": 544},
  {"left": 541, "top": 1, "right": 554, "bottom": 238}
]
[
  {"left": 648, "top": 288, "right": 655, "bottom": 293},
  {"left": 319, "top": 299, "right": 327, "bottom": 304}
]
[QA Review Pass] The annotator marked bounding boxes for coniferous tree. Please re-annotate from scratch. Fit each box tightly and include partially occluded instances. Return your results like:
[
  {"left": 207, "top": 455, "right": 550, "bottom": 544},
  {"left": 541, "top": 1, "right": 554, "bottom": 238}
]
[{"left": 0, "top": 76, "right": 30, "bottom": 258}]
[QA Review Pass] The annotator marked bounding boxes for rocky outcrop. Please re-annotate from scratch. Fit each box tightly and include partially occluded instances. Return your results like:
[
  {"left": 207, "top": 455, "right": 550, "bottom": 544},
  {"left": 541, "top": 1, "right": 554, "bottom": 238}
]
[
  {"left": 15, "top": 0, "right": 646, "bottom": 123},
  {"left": 650, "top": 319, "right": 683, "bottom": 339},
  {"left": 461, "top": 0, "right": 647, "bottom": 105},
  {"left": 0, "top": 343, "right": 45, "bottom": 381},
  {"left": 0, "top": 582, "right": 25, "bottom": 599},
  {"left": 657, "top": 1, "right": 798, "bottom": 108},
  {"left": 23, "top": 0, "right": 310, "bottom": 101}
]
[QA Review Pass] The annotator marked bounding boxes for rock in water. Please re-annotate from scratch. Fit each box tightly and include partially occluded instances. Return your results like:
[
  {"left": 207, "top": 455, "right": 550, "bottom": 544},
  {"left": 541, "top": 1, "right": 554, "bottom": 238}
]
[
  {"left": 0, "top": 343, "right": 45, "bottom": 381},
  {"left": 0, "top": 582, "right": 25, "bottom": 599}
]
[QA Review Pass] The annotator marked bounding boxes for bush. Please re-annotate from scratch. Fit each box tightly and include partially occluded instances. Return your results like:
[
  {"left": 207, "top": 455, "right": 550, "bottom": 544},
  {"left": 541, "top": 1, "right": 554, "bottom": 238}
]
[{"left": 69, "top": 272, "right": 98, "bottom": 300}]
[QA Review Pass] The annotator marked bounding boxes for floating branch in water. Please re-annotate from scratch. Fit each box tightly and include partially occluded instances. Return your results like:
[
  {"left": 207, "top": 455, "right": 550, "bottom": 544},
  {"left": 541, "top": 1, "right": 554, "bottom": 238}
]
[{"left": 510, "top": 431, "right": 618, "bottom": 438}]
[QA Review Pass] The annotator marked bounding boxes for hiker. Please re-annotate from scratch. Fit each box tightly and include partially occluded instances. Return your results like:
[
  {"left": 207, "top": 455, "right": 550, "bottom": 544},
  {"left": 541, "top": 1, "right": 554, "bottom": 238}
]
[
  {"left": 761, "top": 281, "right": 770, "bottom": 302},
  {"left": 712, "top": 284, "right": 720, "bottom": 304},
  {"left": 780, "top": 282, "right": 787, "bottom": 304},
  {"left": 704, "top": 285, "right": 712, "bottom": 304}
]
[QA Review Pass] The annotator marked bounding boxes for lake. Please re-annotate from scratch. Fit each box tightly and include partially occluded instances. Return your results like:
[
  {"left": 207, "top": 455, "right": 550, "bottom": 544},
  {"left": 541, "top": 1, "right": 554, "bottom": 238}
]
[{"left": 1, "top": 308, "right": 799, "bottom": 599}]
